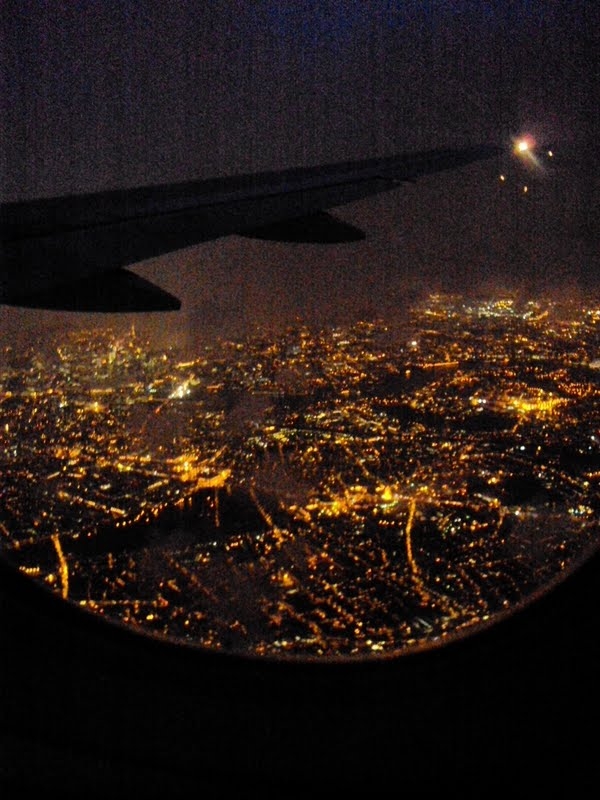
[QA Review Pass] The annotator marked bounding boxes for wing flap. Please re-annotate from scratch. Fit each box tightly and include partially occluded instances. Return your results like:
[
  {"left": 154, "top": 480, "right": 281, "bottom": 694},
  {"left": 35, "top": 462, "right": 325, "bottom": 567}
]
[
  {"left": 240, "top": 212, "right": 366, "bottom": 243},
  {"left": 6, "top": 268, "right": 181, "bottom": 312}
]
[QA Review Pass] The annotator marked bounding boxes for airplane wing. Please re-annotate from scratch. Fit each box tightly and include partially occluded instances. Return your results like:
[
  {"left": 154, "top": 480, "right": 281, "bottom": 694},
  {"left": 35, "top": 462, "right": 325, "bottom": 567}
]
[{"left": 0, "top": 144, "right": 500, "bottom": 312}]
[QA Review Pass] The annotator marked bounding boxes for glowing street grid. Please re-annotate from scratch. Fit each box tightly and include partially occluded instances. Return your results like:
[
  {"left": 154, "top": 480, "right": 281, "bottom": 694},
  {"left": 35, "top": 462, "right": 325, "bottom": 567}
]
[{"left": 1, "top": 293, "right": 598, "bottom": 659}]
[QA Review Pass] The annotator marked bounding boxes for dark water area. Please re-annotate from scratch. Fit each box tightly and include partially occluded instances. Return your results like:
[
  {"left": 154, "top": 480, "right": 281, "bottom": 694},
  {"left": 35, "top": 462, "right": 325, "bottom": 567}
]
[{"left": 11, "top": 486, "right": 280, "bottom": 566}]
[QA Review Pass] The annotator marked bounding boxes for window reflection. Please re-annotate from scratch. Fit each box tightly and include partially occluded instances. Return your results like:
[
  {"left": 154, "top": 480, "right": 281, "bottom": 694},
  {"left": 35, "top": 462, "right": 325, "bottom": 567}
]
[{"left": 1, "top": 292, "right": 598, "bottom": 660}]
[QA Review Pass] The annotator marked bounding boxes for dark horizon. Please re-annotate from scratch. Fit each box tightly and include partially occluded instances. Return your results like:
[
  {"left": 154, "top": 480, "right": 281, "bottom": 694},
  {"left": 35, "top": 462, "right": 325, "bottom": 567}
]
[{"left": 2, "top": 2, "right": 599, "bottom": 346}]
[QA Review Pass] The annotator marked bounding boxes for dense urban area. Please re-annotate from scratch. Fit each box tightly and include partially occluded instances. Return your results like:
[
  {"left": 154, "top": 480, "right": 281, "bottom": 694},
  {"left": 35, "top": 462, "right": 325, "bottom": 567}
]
[{"left": 1, "top": 293, "right": 599, "bottom": 659}]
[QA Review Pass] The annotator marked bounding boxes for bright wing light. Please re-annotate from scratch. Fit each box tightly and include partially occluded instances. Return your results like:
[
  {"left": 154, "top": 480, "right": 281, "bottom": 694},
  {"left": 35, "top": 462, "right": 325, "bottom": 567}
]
[
  {"left": 511, "top": 134, "right": 545, "bottom": 170},
  {"left": 513, "top": 134, "right": 536, "bottom": 155}
]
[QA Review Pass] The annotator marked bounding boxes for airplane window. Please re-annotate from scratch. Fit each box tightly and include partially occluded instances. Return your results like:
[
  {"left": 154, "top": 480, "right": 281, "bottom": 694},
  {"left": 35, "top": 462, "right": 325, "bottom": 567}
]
[
  {"left": 2, "top": 220, "right": 598, "bottom": 661},
  {"left": 1, "top": 3, "right": 598, "bottom": 667}
]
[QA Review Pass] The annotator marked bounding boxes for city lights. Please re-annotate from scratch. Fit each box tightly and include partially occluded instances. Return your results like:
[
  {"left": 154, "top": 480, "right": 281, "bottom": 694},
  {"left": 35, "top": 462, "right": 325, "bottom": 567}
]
[{"left": 0, "top": 295, "right": 598, "bottom": 659}]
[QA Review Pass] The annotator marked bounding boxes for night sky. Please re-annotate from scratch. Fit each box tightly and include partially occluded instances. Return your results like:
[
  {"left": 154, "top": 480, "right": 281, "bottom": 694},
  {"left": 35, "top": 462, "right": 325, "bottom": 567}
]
[{"left": 1, "top": 1, "right": 599, "bottom": 347}]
